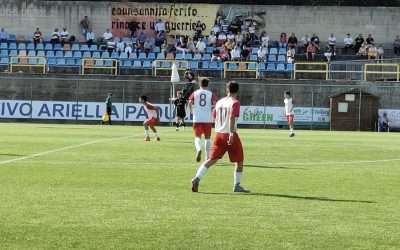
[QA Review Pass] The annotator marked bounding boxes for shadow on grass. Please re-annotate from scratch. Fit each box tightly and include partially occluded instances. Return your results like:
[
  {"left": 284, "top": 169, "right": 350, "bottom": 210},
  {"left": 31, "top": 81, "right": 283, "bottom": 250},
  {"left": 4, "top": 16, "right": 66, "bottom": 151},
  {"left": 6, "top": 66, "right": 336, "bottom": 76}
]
[
  {"left": 0, "top": 153, "right": 25, "bottom": 157},
  {"left": 199, "top": 192, "right": 376, "bottom": 204}
]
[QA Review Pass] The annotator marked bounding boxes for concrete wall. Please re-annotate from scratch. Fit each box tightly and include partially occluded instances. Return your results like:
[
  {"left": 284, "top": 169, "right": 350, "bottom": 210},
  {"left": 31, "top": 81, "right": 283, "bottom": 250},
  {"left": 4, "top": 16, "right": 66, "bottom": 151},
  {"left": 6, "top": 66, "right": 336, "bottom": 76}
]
[{"left": 0, "top": 0, "right": 399, "bottom": 43}]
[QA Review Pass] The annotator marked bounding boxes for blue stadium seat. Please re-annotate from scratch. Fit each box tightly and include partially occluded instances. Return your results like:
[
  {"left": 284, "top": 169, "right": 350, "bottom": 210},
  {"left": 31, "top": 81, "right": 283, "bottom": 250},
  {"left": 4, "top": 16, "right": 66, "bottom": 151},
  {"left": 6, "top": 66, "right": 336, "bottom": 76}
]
[
  {"left": 9, "top": 43, "right": 17, "bottom": 50},
  {"left": 80, "top": 44, "right": 89, "bottom": 51},
  {"left": 111, "top": 52, "right": 119, "bottom": 59},
  {"left": 269, "top": 48, "right": 278, "bottom": 55},
  {"left": 161, "top": 61, "right": 171, "bottom": 68},
  {"left": 0, "top": 43, "right": 7, "bottom": 49},
  {"left": 47, "top": 58, "right": 56, "bottom": 65},
  {"left": 54, "top": 44, "right": 62, "bottom": 50},
  {"left": 251, "top": 48, "right": 258, "bottom": 54},
  {"left": 121, "top": 60, "right": 132, "bottom": 67},
  {"left": 267, "top": 63, "right": 276, "bottom": 71},
  {"left": 10, "top": 57, "right": 18, "bottom": 64},
  {"left": 278, "top": 55, "right": 286, "bottom": 63},
  {"left": 118, "top": 52, "right": 128, "bottom": 59},
  {"left": 147, "top": 52, "right": 156, "bottom": 60},
  {"left": 95, "top": 59, "right": 103, "bottom": 66},
  {"left": 83, "top": 51, "right": 91, "bottom": 58},
  {"left": 279, "top": 48, "right": 287, "bottom": 54},
  {"left": 18, "top": 43, "right": 26, "bottom": 50},
  {"left": 28, "top": 50, "right": 36, "bottom": 57},
  {"left": 250, "top": 54, "right": 257, "bottom": 61},
  {"left": 66, "top": 58, "right": 76, "bottom": 66},
  {"left": 202, "top": 61, "right": 209, "bottom": 69},
  {"left": 286, "top": 63, "right": 293, "bottom": 71},
  {"left": 190, "top": 61, "right": 199, "bottom": 69},
  {"left": 37, "top": 58, "right": 46, "bottom": 65},
  {"left": 276, "top": 63, "right": 285, "bottom": 71},
  {"left": 209, "top": 61, "right": 219, "bottom": 69},
  {"left": 156, "top": 52, "right": 165, "bottom": 60},
  {"left": 71, "top": 44, "right": 80, "bottom": 51},
  {"left": 259, "top": 63, "right": 266, "bottom": 70},
  {"left": 46, "top": 51, "right": 55, "bottom": 57},
  {"left": 104, "top": 60, "right": 113, "bottom": 67},
  {"left": 89, "top": 44, "right": 98, "bottom": 51},
  {"left": 133, "top": 60, "right": 142, "bottom": 68},
  {"left": 228, "top": 63, "right": 238, "bottom": 70},
  {"left": 0, "top": 50, "right": 8, "bottom": 57},
  {"left": 56, "top": 58, "right": 66, "bottom": 65},
  {"left": 73, "top": 51, "right": 82, "bottom": 58},
  {"left": 44, "top": 43, "right": 53, "bottom": 50},
  {"left": 185, "top": 53, "right": 193, "bottom": 60},
  {"left": 143, "top": 60, "right": 152, "bottom": 68},
  {"left": 92, "top": 51, "right": 101, "bottom": 58},
  {"left": 268, "top": 55, "right": 277, "bottom": 62},
  {"left": 28, "top": 58, "right": 38, "bottom": 65},
  {"left": 8, "top": 34, "right": 17, "bottom": 41},
  {"left": 206, "top": 47, "right": 214, "bottom": 54},
  {"left": 248, "top": 62, "right": 257, "bottom": 70},
  {"left": 75, "top": 59, "right": 81, "bottom": 65},
  {"left": 129, "top": 53, "right": 137, "bottom": 59},
  {"left": 64, "top": 51, "right": 73, "bottom": 58},
  {"left": 9, "top": 50, "right": 17, "bottom": 57},
  {"left": 55, "top": 51, "right": 64, "bottom": 57},
  {"left": 152, "top": 47, "right": 161, "bottom": 53},
  {"left": 0, "top": 57, "right": 9, "bottom": 64},
  {"left": 37, "top": 50, "right": 45, "bottom": 57},
  {"left": 175, "top": 53, "right": 184, "bottom": 60},
  {"left": 27, "top": 43, "right": 35, "bottom": 50},
  {"left": 101, "top": 52, "right": 110, "bottom": 58},
  {"left": 138, "top": 52, "right": 146, "bottom": 60},
  {"left": 203, "top": 54, "right": 211, "bottom": 60},
  {"left": 36, "top": 43, "right": 44, "bottom": 50}
]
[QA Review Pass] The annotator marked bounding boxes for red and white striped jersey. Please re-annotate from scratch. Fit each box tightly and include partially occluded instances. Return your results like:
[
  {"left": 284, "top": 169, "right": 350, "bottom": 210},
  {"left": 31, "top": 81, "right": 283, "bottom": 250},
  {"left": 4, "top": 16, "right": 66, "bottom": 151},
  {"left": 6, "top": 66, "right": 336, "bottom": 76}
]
[{"left": 214, "top": 96, "right": 240, "bottom": 134}]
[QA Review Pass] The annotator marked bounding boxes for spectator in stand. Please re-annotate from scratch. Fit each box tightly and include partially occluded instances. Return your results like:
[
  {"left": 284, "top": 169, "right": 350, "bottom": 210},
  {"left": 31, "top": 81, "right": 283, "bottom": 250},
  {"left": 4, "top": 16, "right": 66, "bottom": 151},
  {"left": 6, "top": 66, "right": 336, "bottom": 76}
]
[
  {"left": 135, "top": 40, "right": 143, "bottom": 53},
  {"left": 143, "top": 38, "right": 154, "bottom": 54},
  {"left": 248, "top": 22, "right": 257, "bottom": 42},
  {"left": 231, "top": 44, "right": 241, "bottom": 61},
  {"left": 300, "top": 34, "right": 310, "bottom": 53},
  {"left": 343, "top": 33, "right": 354, "bottom": 54},
  {"left": 260, "top": 32, "right": 269, "bottom": 48},
  {"left": 366, "top": 34, "right": 374, "bottom": 45},
  {"left": 288, "top": 33, "right": 298, "bottom": 50},
  {"left": 166, "top": 35, "right": 176, "bottom": 53},
  {"left": 155, "top": 30, "right": 166, "bottom": 47},
  {"left": 241, "top": 44, "right": 250, "bottom": 60},
  {"left": 367, "top": 43, "right": 377, "bottom": 59},
  {"left": 217, "top": 31, "right": 227, "bottom": 47},
  {"left": 208, "top": 31, "right": 217, "bottom": 46},
  {"left": 161, "top": 40, "right": 167, "bottom": 54},
  {"left": 124, "top": 43, "right": 133, "bottom": 56},
  {"left": 155, "top": 19, "right": 166, "bottom": 34},
  {"left": 224, "top": 39, "right": 235, "bottom": 54},
  {"left": 116, "top": 38, "right": 125, "bottom": 52},
  {"left": 377, "top": 44, "right": 384, "bottom": 61},
  {"left": 60, "top": 27, "right": 69, "bottom": 45},
  {"left": 187, "top": 37, "right": 196, "bottom": 53},
  {"left": 106, "top": 39, "right": 116, "bottom": 53},
  {"left": 138, "top": 32, "right": 146, "bottom": 46},
  {"left": 195, "top": 38, "right": 206, "bottom": 53},
  {"left": 324, "top": 45, "right": 333, "bottom": 63},
  {"left": 211, "top": 21, "right": 221, "bottom": 34},
  {"left": 306, "top": 42, "right": 317, "bottom": 60},
  {"left": 0, "top": 28, "right": 7, "bottom": 42},
  {"left": 310, "top": 33, "right": 320, "bottom": 48},
  {"left": 227, "top": 31, "right": 235, "bottom": 41},
  {"left": 328, "top": 33, "right": 336, "bottom": 56},
  {"left": 229, "top": 16, "right": 242, "bottom": 34},
  {"left": 85, "top": 29, "right": 95, "bottom": 46},
  {"left": 242, "top": 32, "right": 251, "bottom": 46},
  {"left": 32, "top": 27, "right": 42, "bottom": 45},
  {"left": 220, "top": 46, "right": 229, "bottom": 61},
  {"left": 211, "top": 47, "right": 221, "bottom": 61},
  {"left": 235, "top": 32, "right": 243, "bottom": 45},
  {"left": 354, "top": 34, "right": 364, "bottom": 54},
  {"left": 103, "top": 29, "right": 113, "bottom": 42},
  {"left": 176, "top": 35, "right": 189, "bottom": 54},
  {"left": 257, "top": 46, "right": 267, "bottom": 62},
  {"left": 80, "top": 16, "right": 90, "bottom": 36},
  {"left": 287, "top": 47, "right": 295, "bottom": 64},
  {"left": 194, "top": 21, "right": 203, "bottom": 40},
  {"left": 50, "top": 28, "right": 61, "bottom": 45},
  {"left": 394, "top": 35, "right": 400, "bottom": 55},
  {"left": 357, "top": 41, "right": 368, "bottom": 57},
  {"left": 279, "top": 32, "right": 287, "bottom": 48}
]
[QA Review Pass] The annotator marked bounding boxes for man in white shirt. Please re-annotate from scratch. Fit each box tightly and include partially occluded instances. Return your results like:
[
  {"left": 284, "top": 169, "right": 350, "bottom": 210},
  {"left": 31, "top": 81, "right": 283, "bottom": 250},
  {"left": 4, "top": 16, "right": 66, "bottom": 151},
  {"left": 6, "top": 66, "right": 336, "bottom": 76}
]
[
  {"left": 195, "top": 38, "right": 206, "bottom": 53},
  {"left": 328, "top": 33, "right": 336, "bottom": 56},
  {"left": 86, "top": 29, "right": 95, "bottom": 45},
  {"left": 344, "top": 33, "right": 353, "bottom": 54},
  {"left": 284, "top": 91, "right": 295, "bottom": 137},
  {"left": 116, "top": 38, "right": 125, "bottom": 52},
  {"left": 155, "top": 19, "right": 166, "bottom": 34},
  {"left": 103, "top": 29, "right": 113, "bottom": 41},
  {"left": 60, "top": 27, "right": 69, "bottom": 45},
  {"left": 257, "top": 46, "right": 267, "bottom": 62},
  {"left": 231, "top": 45, "right": 241, "bottom": 61}
]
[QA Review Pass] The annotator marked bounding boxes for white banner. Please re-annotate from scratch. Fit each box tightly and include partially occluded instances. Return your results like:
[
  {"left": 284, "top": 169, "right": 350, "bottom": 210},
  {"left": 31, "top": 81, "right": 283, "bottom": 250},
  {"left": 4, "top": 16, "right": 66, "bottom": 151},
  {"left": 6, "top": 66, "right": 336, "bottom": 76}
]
[
  {"left": 0, "top": 100, "right": 331, "bottom": 125},
  {"left": 378, "top": 109, "right": 400, "bottom": 128}
]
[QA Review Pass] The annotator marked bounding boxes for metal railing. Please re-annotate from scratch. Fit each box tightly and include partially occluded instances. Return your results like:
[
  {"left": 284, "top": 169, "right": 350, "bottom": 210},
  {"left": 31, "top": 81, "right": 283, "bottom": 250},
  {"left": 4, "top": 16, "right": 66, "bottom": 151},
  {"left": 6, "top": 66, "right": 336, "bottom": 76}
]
[
  {"left": 223, "top": 61, "right": 259, "bottom": 79},
  {"left": 364, "top": 63, "right": 400, "bottom": 82},
  {"left": 293, "top": 62, "right": 329, "bottom": 80},
  {"left": 80, "top": 58, "right": 119, "bottom": 76},
  {"left": 9, "top": 56, "right": 47, "bottom": 74},
  {"left": 152, "top": 60, "right": 190, "bottom": 77}
]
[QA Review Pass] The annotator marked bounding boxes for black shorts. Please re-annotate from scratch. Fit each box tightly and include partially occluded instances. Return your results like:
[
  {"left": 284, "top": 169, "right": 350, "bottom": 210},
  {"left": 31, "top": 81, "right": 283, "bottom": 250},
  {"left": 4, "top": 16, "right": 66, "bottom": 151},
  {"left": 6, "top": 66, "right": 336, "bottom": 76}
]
[
  {"left": 106, "top": 107, "right": 112, "bottom": 115},
  {"left": 177, "top": 110, "right": 186, "bottom": 119}
]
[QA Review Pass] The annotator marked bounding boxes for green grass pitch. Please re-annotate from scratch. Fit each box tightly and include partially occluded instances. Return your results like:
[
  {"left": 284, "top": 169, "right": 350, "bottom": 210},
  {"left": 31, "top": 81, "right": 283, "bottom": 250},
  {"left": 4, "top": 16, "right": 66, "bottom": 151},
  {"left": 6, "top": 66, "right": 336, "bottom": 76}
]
[{"left": 0, "top": 122, "right": 399, "bottom": 250}]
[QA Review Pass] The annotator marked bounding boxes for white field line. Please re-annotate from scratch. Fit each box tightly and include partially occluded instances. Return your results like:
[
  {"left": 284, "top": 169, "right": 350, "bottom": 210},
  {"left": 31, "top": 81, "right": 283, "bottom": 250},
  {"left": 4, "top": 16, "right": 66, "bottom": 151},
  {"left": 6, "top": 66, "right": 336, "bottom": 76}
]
[
  {"left": 0, "top": 135, "right": 134, "bottom": 166},
  {"left": 265, "top": 158, "right": 400, "bottom": 166}
]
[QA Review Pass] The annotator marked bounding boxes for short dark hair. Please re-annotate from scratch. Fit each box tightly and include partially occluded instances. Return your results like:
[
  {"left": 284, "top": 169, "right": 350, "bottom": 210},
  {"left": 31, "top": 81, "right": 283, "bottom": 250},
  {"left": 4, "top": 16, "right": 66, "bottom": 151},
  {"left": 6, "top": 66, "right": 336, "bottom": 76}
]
[
  {"left": 200, "top": 77, "right": 209, "bottom": 87},
  {"left": 285, "top": 91, "right": 291, "bottom": 96},
  {"left": 140, "top": 95, "right": 148, "bottom": 101},
  {"left": 227, "top": 81, "right": 239, "bottom": 94}
]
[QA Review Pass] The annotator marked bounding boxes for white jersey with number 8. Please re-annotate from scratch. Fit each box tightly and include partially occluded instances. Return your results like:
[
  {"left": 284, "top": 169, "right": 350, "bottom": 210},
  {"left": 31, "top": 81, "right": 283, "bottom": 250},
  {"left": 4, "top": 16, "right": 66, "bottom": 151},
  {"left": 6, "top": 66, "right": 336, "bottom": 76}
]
[{"left": 189, "top": 89, "right": 217, "bottom": 123}]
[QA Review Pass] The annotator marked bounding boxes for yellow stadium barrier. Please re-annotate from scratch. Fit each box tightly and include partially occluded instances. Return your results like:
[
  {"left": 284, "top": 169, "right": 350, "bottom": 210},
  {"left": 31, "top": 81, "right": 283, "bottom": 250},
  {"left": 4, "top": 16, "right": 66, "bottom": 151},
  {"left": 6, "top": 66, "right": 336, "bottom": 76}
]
[
  {"left": 223, "top": 61, "right": 259, "bottom": 79},
  {"left": 9, "top": 56, "right": 47, "bottom": 74},
  {"left": 294, "top": 62, "right": 328, "bottom": 80},
  {"left": 153, "top": 60, "right": 189, "bottom": 77},
  {"left": 364, "top": 63, "right": 400, "bottom": 82},
  {"left": 81, "top": 58, "right": 119, "bottom": 76}
]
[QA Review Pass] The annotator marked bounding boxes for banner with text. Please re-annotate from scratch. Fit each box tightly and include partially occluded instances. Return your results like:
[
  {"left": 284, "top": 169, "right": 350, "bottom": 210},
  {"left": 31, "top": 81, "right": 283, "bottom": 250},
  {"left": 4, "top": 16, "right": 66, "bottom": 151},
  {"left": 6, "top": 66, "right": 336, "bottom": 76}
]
[
  {"left": 111, "top": 3, "right": 219, "bottom": 37},
  {"left": 0, "top": 100, "right": 331, "bottom": 125}
]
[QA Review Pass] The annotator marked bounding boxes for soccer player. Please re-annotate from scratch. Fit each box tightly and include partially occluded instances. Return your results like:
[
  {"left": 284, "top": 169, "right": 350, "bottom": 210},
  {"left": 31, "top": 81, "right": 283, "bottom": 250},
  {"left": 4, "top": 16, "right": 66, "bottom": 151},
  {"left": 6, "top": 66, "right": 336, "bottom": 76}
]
[
  {"left": 102, "top": 93, "right": 112, "bottom": 125},
  {"left": 284, "top": 91, "right": 295, "bottom": 137},
  {"left": 139, "top": 95, "right": 160, "bottom": 141},
  {"left": 173, "top": 91, "right": 187, "bottom": 131},
  {"left": 191, "top": 81, "right": 250, "bottom": 193},
  {"left": 189, "top": 78, "right": 218, "bottom": 162}
]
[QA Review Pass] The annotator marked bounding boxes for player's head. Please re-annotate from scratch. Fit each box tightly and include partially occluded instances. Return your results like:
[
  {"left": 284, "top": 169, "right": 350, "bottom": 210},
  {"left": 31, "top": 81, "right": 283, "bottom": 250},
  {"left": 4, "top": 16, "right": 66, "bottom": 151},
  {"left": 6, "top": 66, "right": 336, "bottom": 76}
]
[
  {"left": 227, "top": 81, "right": 239, "bottom": 95},
  {"left": 199, "top": 77, "right": 209, "bottom": 88},
  {"left": 108, "top": 92, "right": 112, "bottom": 97},
  {"left": 139, "top": 95, "right": 148, "bottom": 103},
  {"left": 177, "top": 91, "right": 183, "bottom": 97},
  {"left": 184, "top": 70, "right": 194, "bottom": 81},
  {"left": 284, "top": 91, "right": 291, "bottom": 98}
]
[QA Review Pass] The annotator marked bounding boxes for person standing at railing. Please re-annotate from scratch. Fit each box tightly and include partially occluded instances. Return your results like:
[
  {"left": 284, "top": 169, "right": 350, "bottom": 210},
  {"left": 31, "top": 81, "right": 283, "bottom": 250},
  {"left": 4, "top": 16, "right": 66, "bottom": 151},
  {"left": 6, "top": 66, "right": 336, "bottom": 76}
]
[{"left": 393, "top": 35, "right": 400, "bottom": 56}]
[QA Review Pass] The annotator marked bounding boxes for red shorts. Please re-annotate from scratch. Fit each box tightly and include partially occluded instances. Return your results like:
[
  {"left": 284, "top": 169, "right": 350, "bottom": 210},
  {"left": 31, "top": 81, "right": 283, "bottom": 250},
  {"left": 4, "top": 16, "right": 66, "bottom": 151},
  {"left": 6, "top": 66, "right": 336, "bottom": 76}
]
[
  {"left": 144, "top": 117, "right": 158, "bottom": 126},
  {"left": 193, "top": 123, "right": 212, "bottom": 138},
  {"left": 210, "top": 132, "right": 244, "bottom": 163},
  {"left": 286, "top": 114, "right": 294, "bottom": 123}
]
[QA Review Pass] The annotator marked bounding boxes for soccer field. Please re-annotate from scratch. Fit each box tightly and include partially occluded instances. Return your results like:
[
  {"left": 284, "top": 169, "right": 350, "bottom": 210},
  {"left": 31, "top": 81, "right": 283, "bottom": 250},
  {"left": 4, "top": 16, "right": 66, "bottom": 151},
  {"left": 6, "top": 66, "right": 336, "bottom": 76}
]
[{"left": 0, "top": 123, "right": 399, "bottom": 250}]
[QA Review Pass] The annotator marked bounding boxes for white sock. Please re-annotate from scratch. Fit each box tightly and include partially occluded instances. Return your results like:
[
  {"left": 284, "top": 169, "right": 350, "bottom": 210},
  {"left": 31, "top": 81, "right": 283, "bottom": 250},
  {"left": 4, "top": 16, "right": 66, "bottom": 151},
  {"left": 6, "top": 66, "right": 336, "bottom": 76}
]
[
  {"left": 144, "top": 129, "right": 149, "bottom": 137},
  {"left": 205, "top": 139, "right": 211, "bottom": 160},
  {"left": 234, "top": 171, "right": 242, "bottom": 185},
  {"left": 194, "top": 137, "right": 202, "bottom": 152},
  {"left": 194, "top": 165, "right": 208, "bottom": 180},
  {"left": 154, "top": 132, "right": 159, "bottom": 137}
]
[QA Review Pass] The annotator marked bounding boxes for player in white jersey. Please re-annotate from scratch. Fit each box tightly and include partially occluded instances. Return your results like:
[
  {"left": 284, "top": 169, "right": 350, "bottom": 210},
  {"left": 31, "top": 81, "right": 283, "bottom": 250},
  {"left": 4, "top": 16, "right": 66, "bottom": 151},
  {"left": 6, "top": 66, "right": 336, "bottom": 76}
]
[
  {"left": 188, "top": 78, "right": 218, "bottom": 162},
  {"left": 284, "top": 91, "right": 295, "bottom": 137},
  {"left": 191, "top": 81, "right": 250, "bottom": 193},
  {"left": 139, "top": 95, "right": 160, "bottom": 141}
]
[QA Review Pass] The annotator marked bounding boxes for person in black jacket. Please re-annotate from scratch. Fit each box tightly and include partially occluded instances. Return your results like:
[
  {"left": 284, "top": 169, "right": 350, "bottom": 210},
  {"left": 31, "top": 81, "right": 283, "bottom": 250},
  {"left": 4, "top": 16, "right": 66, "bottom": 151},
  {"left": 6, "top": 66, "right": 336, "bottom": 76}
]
[{"left": 103, "top": 93, "right": 112, "bottom": 125}]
